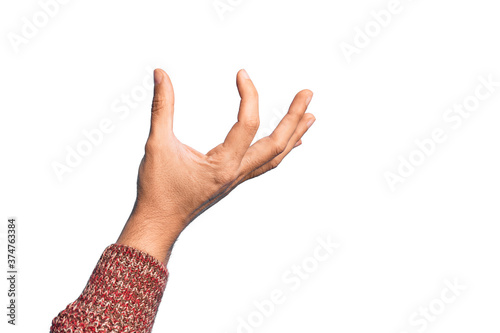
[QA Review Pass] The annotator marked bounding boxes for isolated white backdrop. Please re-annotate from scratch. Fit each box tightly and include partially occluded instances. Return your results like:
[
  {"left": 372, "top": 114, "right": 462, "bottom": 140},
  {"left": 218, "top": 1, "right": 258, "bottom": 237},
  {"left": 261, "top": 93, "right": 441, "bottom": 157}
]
[{"left": 1, "top": 0, "right": 499, "bottom": 332}]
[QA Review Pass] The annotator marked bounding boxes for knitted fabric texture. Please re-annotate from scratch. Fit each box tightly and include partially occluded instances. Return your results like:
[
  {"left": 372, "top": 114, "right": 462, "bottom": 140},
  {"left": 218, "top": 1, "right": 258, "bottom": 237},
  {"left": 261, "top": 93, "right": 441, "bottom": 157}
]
[{"left": 50, "top": 243, "right": 169, "bottom": 333}]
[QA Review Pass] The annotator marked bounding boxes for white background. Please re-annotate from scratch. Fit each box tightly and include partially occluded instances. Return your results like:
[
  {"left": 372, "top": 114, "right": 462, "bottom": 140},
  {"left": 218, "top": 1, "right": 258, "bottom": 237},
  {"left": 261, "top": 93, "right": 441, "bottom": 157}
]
[{"left": 1, "top": 0, "right": 499, "bottom": 332}]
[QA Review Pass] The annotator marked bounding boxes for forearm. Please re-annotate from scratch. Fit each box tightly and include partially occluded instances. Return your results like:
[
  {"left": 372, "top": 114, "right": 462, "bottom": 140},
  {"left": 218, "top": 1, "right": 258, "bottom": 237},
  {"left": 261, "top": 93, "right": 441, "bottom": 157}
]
[{"left": 50, "top": 243, "right": 168, "bottom": 333}]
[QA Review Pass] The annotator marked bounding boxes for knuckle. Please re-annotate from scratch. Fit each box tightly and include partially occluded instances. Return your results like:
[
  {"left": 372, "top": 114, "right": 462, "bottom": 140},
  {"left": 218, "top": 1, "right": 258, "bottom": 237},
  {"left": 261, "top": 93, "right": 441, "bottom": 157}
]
[
  {"left": 272, "top": 139, "right": 287, "bottom": 156},
  {"left": 269, "top": 160, "right": 280, "bottom": 170},
  {"left": 151, "top": 97, "right": 166, "bottom": 111},
  {"left": 145, "top": 138, "right": 162, "bottom": 153},
  {"left": 214, "top": 169, "right": 238, "bottom": 185},
  {"left": 208, "top": 154, "right": 240, "bottom": 185},
  {"left": 244, "top": 117, "right": 260, "bottom": 132}
]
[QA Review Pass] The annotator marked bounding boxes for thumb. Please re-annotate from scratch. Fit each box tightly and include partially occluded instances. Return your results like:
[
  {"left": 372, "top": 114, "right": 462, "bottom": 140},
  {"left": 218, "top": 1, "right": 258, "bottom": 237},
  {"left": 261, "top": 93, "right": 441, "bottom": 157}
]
[{"left": 149, "top": 68, "right": 175, "bottom": 140}]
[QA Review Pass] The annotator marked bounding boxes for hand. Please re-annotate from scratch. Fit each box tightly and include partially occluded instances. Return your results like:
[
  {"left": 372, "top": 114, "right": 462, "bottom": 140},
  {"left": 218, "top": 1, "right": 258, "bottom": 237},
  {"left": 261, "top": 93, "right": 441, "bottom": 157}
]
[{"left": 116, "top": 68, "right": 315, "bottom": 264}]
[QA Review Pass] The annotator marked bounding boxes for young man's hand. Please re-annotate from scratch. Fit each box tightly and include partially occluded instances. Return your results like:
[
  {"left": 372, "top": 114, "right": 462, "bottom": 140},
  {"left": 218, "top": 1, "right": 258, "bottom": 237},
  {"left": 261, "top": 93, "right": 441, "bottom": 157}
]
[{"left": 116, "top": 68, "right": 315, "bottom": 264}]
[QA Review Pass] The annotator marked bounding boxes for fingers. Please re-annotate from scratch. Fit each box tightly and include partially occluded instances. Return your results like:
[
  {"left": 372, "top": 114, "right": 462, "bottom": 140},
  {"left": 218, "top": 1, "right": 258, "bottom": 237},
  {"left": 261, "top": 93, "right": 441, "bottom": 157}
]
[
  {"left": 220, "top": 69, "right": 260, "bottom": 161},
  {"left": 149, "top": 69, "right": 175, "bottom": 142},
  {"left": 241, "top": 113, "right": 315, "bottom": 181},
  {"left": 238, "top": 89, "right": 313, "bottom": 175},
  {"left": 271, "top": 89, "right": 313, "bottom": 144}
]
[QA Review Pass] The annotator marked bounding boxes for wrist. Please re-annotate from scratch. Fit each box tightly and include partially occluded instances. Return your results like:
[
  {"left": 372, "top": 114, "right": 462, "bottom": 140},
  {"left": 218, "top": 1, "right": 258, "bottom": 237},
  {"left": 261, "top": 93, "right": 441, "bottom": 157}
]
[{"left": 116, "top": 210, "right": 186, "bottom": 265}]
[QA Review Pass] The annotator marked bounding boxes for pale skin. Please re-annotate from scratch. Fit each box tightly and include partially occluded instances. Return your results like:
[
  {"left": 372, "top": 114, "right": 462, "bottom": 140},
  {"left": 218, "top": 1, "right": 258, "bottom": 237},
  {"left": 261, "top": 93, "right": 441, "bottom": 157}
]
[{"left": 116, "top": 68, "right": 315, "bottom": 265}]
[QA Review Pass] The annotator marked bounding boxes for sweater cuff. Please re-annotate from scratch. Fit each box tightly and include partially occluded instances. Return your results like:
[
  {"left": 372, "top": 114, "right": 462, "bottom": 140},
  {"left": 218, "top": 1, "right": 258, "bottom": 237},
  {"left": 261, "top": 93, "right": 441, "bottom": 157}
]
[{"left": 50, "top": 243, "right": 169, "bottom": 333}]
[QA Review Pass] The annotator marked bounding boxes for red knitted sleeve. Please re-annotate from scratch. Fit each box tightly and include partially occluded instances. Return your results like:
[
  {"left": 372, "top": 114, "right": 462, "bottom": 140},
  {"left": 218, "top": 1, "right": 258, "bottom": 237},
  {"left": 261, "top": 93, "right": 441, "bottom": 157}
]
[{"left": 50, "top": 243, "right": 169, "bottom": 333}]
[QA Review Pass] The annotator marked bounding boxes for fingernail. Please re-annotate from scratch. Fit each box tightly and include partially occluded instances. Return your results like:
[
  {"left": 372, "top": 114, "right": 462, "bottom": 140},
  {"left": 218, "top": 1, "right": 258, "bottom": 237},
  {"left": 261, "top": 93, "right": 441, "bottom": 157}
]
[
  {"left": 241, "top": 69, "right": 250, "bottom": 80},
  {"left": 305, "top": 94, "right": 313, "bottom": 106},
  {"left": 306, "top": 118, "right": 315, "bottom": 128},
  {"left": 293, "top": 140, "right": 302, "bottom": 148},
  {"left": 154, "top": 69, "right": 163, "bottom": 84}
]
